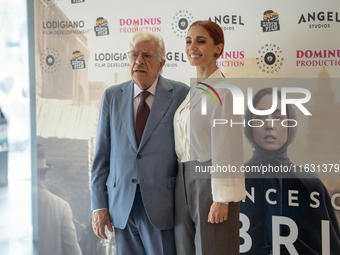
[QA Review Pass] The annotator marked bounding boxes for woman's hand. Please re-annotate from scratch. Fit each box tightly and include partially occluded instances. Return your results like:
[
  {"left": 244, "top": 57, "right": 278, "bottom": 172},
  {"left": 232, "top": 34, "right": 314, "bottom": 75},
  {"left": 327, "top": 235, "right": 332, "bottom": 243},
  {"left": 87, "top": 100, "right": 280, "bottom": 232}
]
[{"left": 208, "top": 202, "right": 229, "bottom": 224}]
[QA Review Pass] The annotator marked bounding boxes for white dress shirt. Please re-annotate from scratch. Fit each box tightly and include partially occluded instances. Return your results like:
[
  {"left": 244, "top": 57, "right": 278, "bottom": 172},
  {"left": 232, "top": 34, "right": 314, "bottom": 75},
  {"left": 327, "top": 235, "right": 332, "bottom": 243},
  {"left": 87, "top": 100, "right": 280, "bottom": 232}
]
[{"left": 173, "top": 69, "right": 246, "bottom": 203}]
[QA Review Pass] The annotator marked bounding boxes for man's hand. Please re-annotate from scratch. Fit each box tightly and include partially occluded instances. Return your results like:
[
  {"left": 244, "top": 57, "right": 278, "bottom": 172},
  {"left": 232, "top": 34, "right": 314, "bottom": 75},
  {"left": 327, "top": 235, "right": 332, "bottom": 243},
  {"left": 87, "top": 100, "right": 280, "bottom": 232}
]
[
  {"left": 207, "top": 202, "right": 229, "bottom": 224},
  {"left": 92, "top": 209, "right": 113, "bottom": 239}
]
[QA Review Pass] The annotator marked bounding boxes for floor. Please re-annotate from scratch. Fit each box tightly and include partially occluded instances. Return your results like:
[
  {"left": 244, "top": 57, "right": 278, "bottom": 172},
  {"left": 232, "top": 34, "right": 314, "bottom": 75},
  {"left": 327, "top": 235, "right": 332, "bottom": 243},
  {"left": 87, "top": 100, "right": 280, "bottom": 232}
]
[{"left": 0, "top": 150, "right": 37, "bottom": 255}]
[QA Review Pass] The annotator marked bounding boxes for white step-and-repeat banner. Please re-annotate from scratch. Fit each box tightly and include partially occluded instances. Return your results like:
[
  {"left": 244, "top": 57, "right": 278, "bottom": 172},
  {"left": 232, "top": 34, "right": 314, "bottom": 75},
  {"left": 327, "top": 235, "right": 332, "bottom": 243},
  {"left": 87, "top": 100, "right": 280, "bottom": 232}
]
[{"left": 33, "top": 0, "right": 340, "bottom": 254}]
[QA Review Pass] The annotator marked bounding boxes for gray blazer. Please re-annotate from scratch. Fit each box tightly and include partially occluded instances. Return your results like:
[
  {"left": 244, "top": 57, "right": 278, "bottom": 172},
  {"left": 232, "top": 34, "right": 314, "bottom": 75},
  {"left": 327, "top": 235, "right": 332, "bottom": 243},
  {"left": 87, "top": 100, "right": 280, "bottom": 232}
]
[
  {"left": 38, "top": 183, "right": 82, "bottom": 255},
  {"left": 91, "top": 75, "right": 189, "bottom": 230}
]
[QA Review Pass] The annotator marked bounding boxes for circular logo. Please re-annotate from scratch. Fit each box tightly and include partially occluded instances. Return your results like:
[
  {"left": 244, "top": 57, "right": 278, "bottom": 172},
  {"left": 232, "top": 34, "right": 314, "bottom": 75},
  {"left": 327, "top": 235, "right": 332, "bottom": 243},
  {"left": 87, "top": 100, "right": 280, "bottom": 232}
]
[
  {"left": 171, "top": 10, "right": 194, "bottom": 38},
  {"left": 256, "top": 44, "right": 284, "bottom": 74},
  {"left": 178, "top": 18, "right": 188, "bottom": 30},
  {"left": 40, "top": 48, "right": 61, "bottom": 73},
  {"left": 46, "top": 55, "right": 55, "bottom": 66},
  {"left": 264, "top": 52, "right": 276, "bottom": 65},
  {"left": 40, "top": 0, "right": 59, "bottom": 7}
]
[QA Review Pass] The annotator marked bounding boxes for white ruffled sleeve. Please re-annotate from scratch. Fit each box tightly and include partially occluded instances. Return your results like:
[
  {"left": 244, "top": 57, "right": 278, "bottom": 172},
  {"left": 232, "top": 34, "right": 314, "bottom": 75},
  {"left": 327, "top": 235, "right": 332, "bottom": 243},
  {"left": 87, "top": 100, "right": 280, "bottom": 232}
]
[{"left": 210, "top": 89, "right": 246, "bottom": 203}]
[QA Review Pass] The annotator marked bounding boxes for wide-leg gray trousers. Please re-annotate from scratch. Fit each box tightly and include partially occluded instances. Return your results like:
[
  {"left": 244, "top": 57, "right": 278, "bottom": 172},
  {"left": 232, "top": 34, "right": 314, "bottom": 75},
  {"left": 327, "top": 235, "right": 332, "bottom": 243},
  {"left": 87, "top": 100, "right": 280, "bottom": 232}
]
[{"left": 175, "top": 161, "right": 240, "bottom": 255}]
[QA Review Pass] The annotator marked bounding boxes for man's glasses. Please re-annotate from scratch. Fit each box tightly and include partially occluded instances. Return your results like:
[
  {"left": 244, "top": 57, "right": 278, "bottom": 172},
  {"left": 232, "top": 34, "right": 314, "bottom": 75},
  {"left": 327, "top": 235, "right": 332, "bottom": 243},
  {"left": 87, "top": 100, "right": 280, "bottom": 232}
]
[{"left": 127, "top": 51, "right": 159, "bottom": 61}]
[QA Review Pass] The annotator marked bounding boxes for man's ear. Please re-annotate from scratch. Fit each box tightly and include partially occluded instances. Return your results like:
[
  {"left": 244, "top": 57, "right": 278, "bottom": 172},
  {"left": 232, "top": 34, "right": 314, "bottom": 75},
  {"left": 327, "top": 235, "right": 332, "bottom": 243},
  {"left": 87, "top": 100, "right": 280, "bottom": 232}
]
[
  {"left": 160, "top": 59, "right": 165, "bottom": 67},
  {"left": 159, "top": 59, "right": 166, "bottom": 72}
]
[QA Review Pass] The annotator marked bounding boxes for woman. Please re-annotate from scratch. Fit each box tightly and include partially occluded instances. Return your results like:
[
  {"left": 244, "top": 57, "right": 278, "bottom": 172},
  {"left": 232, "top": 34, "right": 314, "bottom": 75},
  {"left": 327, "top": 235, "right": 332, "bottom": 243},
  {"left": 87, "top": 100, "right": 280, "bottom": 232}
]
[
  {"left": 173, "top": 20, "right": 246, "bottom": 255},
  {"left": 241, "top": 88, "right": 340, "bottom": 254}
]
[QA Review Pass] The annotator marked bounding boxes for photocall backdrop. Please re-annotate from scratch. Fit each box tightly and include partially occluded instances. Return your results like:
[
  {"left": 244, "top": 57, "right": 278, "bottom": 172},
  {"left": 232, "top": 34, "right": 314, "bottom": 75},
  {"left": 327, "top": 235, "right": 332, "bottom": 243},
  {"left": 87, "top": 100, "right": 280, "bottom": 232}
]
[{"left": 32, "top": 0, "right": 340, "bottom": 254}]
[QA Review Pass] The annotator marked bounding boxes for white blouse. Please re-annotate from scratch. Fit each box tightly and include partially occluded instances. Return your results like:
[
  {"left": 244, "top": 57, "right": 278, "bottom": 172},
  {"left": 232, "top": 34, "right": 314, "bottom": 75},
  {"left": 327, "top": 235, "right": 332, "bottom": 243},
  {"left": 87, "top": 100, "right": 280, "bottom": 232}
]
[{"left": 174, "top": 69, "right": 246, "bottom": 203}]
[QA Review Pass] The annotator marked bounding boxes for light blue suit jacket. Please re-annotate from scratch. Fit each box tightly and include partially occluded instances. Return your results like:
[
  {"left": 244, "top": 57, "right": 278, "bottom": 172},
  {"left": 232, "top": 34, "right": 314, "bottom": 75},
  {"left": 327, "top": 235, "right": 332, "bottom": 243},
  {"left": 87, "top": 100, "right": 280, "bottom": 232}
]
[{"left": 91, "top": 75, "right": 189, "bottom": 230}]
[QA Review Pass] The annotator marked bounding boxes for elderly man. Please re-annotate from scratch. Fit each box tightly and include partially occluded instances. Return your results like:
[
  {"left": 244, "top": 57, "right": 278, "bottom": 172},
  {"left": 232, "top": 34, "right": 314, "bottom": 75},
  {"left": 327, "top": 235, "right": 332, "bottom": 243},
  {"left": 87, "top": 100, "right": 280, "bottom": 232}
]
[{"left": 91, "top": 31, "right": 189, "bottom": 255}]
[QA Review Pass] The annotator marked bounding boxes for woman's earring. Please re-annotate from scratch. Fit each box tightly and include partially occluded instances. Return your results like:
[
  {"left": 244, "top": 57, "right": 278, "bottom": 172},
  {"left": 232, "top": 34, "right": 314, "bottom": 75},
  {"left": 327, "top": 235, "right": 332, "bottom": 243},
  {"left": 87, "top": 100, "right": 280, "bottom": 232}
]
[{"left": 213, "top": 53, "right": 219, "bottom": 59}]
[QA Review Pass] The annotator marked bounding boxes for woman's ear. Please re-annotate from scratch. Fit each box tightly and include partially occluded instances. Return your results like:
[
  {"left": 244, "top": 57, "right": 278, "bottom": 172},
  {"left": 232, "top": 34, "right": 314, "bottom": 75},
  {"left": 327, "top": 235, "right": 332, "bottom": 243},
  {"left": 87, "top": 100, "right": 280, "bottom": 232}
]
[{"left": 215, "top": 43, "right": 224, "bottom": 57}]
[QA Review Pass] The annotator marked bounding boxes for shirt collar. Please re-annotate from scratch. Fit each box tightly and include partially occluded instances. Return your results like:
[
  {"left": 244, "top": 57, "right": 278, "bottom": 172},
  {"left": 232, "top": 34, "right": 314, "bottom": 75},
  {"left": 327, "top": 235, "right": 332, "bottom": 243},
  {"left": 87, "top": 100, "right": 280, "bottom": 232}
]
[
  {"left": 206, "top": 68, "right": 224, "bottom": 79},
  {"left": 133, "top": 76, "right": 159, "bottom": 99},
  {"left": 192, "top": 69, "right": 224, "bottom": 88}
]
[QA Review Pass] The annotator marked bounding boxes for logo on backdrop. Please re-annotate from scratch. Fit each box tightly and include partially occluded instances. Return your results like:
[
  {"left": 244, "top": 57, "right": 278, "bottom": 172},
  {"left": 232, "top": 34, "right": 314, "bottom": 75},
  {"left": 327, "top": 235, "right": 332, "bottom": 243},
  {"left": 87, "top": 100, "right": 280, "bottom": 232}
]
[
  {"left": 256, "top": 44, "right": 284, "bottom": 74},
  {"left": 42, "top": 20, "right": 85, "bottom": 36},
  {"left": 71, "top": 0, "right": 85, "bottom": 3},
  {"left": 40, "top": 0, "right": 59, "bottom": 7},
  {"left": 296, "top": 49, "right": 340, "bottom": 67},
  {"left": 171, "top": 10, "right": 194, "bottom": 38},
  {"left": 261, "top": 10, "right": 280, "bottom": 32},
  {"left": 164, "top": 51, "right": 187, "bottom": 68},
  {"left": 119, "top": 17, "right": 161, "bottom": 33},
  {"left": 298, "top": 11, "right": 340, "bottom": 29},
  {"left": 39, "top": 48, "right": 61, "bottom": 74},
  {"left": 94, "top": 52, "right": 129, "bottom": 68},
  {"left": 217, "top": 51, "right": 245, "bottom": 68},
  {"left": 94, "top": 17, "right": 109, "bottom": 36},
  {"left": 208, "top": 15, "right": 244, "bottom": 31},
  {"left": 70, "top": 50, "right": 86, "bottom": 70}
]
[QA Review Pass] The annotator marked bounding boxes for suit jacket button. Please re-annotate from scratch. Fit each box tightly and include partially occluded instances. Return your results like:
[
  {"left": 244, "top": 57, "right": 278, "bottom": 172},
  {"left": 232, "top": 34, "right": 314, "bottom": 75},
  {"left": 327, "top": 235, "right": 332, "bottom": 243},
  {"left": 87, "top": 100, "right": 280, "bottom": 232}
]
[
  {"left": 132, "top": 179, "right": 137, "bottom": 183},
  {"left": 137, "top": 155, "right": 142, "bottom": 159}
]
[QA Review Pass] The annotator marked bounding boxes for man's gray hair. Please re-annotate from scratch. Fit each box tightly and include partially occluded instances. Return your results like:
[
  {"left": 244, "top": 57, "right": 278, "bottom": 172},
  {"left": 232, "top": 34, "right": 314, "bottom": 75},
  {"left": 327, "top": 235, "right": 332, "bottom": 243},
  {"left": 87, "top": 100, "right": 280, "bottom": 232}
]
[{"left": 129, "top": 31, "right": 166, "bottom": 61}]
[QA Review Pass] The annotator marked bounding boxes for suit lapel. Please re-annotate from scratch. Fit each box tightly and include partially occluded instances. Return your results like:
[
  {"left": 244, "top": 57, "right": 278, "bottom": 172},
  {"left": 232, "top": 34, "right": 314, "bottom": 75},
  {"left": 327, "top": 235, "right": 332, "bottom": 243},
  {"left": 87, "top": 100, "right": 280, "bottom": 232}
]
[
  {"left": 117, "top": 81, "right": 138, "bottom": 151},
  {"left": 138, "top": 76, "right": 174, "bottom": 151}
]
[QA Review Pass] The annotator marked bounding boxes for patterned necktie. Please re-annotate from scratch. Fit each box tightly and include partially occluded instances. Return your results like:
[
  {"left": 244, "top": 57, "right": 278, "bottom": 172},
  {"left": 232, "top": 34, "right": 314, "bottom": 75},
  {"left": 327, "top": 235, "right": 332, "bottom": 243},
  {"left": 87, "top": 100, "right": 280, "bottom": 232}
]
[{"left": 135, "top": 91, "right": 151, "bottom": 147}]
